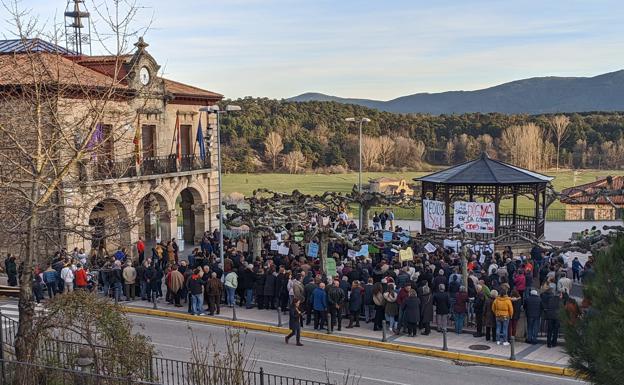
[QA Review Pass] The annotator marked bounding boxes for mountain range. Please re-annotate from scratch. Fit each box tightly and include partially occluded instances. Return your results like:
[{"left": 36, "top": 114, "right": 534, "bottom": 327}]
[{"left": 287, "top": 70, "right": 624, "bottom": 115}]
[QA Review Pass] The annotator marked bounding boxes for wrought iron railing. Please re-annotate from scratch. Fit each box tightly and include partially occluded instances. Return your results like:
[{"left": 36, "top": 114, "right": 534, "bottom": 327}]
[
  {"left": 0, "top": 313, "right": 329, "bottom": 385},
  {"left": 0, "top": 359, "right": 159, "bottom": 385},
  {"left": 80, "top": 154, "right": 211, "bottom": 181}
]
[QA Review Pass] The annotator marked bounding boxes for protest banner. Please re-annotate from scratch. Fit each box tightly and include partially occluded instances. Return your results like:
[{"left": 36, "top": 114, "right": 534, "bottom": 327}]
[
  {"left": 453, "top": 201, "right": 495, "bottom": 234},
  {"left": 270, "top": 240, "right": 279, "bottom": 251},
  {"left": 423, "top": 199, "right": 445, "bottom": 230},
  {"left": 383, "top": 231, "right": 393, "bottom": 242},
  {"left": 424, "top": 242, "right": 437, "bottom": 253},
  {"left": 356, "top": 244, "right": 369, "bottom": 257},
  {"left": 399, "top": 247, "right": 414, "bottom": 262}
]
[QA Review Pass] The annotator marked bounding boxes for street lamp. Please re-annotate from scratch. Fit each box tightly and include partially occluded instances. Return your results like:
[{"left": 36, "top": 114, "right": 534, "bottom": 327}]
[
  {"left": 200, "top": 104, "right": 241, "bottom": 266},
  {"left": 345, "top": 117, "right": 371, "bottom": 230}
]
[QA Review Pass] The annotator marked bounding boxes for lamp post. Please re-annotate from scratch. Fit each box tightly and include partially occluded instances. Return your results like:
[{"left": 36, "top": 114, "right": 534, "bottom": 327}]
[
  {"left": 345, "top": 117, "right": 371, "bottom": 230},
  {"left": 200, "top": 104, "right": 241, "bottom": 267}
]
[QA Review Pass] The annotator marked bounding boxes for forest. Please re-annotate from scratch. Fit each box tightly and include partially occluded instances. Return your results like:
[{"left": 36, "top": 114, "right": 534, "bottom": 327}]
[{"left": 217, "top": 97, "right": 624, "bottom": 173}]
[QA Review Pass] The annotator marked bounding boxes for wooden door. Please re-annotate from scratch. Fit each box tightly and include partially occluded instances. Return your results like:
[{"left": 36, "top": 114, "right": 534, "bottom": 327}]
[{"left": 180, "top": 124, "right": 192, "bottom": 155}]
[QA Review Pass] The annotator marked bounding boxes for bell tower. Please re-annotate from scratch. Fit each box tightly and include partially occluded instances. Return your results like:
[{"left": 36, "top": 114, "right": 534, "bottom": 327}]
[{"left": 64, "top": 0, "right": 91, "bottom": 55}]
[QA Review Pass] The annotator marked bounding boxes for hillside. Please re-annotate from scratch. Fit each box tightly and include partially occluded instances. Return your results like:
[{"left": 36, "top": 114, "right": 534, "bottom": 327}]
[{"left": 288, "top": 70, "right": 624, "bottom": 115}]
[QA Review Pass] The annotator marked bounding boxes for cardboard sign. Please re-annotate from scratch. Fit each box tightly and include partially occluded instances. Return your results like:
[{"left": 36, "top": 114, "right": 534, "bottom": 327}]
[
  {"left": 383, "top": 231, "right": 393, "bottom": 242},
  {"left": 278, "top": 244, "right": 290, "bottom": 255},
  {"left": 399, "top": 247, "right": 414, "bottom": 262},
  {"left": 453, "top": 201, "right": 495, "bottom": 234},
  {"left": 325, "top": 258, "right": 337, "bottom": 277},
  {"left": 424, "top": 242, "right": 437, "bottom": 253},
  {"left": 423, "top": 199, "right": 445, "bottom": 230},
  {"left": 307, "top": 242, "right": 319, "bottom": 258},
  {"left": 443, "top": 239, "right": 461, "bottom": 252},
  {"left": 294, "top": 231, "right": 304, "bottom": 242},
  {"left": 270, "top": 240, "right": 279, "bottom": 251}
]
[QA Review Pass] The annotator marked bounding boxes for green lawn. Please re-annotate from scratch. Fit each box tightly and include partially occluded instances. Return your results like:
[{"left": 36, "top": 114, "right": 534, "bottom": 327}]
[{"left": 222, "top": 169, "right": 621, "bottom": 219}]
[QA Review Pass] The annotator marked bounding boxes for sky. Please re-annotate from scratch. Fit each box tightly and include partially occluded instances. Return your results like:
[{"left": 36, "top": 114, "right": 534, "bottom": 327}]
[{"left": 2, "top": 0, "right": 624, "bottom": 100}]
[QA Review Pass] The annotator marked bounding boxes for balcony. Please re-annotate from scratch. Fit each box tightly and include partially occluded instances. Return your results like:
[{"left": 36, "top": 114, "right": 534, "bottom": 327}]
[{"left": 79, "top": 154, "right": 211, "bottom": 182}]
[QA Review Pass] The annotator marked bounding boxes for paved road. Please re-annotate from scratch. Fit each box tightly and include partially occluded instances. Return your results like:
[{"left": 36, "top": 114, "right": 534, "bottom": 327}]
[{"left": 128, "top": 313, "right": 586, "bottom": 385}]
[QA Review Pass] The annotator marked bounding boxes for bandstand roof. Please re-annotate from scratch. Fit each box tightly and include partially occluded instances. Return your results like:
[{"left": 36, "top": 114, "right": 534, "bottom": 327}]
[{"left": 416, "top": 153, "right": 553, "bottom": 185}]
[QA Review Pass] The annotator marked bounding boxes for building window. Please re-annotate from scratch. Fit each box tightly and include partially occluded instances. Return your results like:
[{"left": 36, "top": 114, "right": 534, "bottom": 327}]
[{"left": 584, "top": 208, "right": 595, "bottom": 221}]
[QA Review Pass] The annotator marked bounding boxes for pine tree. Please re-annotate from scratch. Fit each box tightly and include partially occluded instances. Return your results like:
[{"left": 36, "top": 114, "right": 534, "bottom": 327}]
[{"left": 564, "top": 236, "right": 624, "bottom": 384}]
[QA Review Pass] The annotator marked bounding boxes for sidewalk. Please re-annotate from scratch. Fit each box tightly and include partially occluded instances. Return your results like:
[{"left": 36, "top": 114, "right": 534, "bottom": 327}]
[{"left": 123, "top": 298, "right": 570, "bottom": 368}]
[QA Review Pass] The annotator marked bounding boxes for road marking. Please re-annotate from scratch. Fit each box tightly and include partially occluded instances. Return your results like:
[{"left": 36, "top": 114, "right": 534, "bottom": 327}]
[
  {"left": 129, "top": 313, "right": 578, "bottom": 382},
  {"left": 149, "top": 341, "right": 413, "bottom": 385},
  {"left": 129, "top": 314, "right": 447, "bottom": 363}
]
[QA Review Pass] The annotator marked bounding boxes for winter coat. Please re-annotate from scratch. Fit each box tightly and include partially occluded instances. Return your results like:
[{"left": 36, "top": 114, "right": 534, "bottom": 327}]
[
  {"left": 454, "top": 291, "right": 469, "bottom": 314},
  {"left": 304, "top": 282, "right": 317, "bottom": 303},
  {"left": 364, "top": 284, "right": 374, "bottom": 305},
  {"left": 206, "top": 277, "right": 223, "bottom": 297},
  {"left": 327, "top": 286, "right": 345, "bottom": 307},
  {"left": 264, "top": 273, "right": 277, "bottom": 296},
  {"left": 75, "top": 269, "right": 88, "bottom": 287},
  {"left": 514, "top": 274, "right": 526, "bottom": 292},
  {"left": 293, "top": 280, "right": 305, "bottom": 302},
  {"left": 383, "top": 292, "right": 399, "bottom": 317},
  {"left": 254, "top": 272, "right": 265, "bottom": 294},
  {"left": 473, "top": 292, "right": 485, "bottom": 316},
  {"left": 239, "top": 268, "right": 256, "bottom": 290},
  {"left": 419, "top": 293, "right": 434, "bottom": 323},
  {"left": 224, "top": 272, "right": 238, "bottom": 289},
  {"left": 188, "top": 275, "right": 204, "bottom": 295},
  {"left": 402, "top": 296, "right": 421, "bottom": 324},
  {"left": 432, "top": 291, "right": 450, "bottom": 315},
  {"left": 484, "top": 297, "right": 496, "bottom": 327},
  {"left": 349, "top": 287, "right": 364, "bottom": 313},
  {"left": 492, "top": 296, "right": 514, "bottom": 319},
  {"left": 122, "top": 266, "right": 137, "bottom": 285},
  {"left": 524, "top": 294, "right": 542, "bottom": 319},
  {"left": 511, "top": 297, "right": 522, "bottom": 321},
  {"left": 168, "top": 270, "right": 185, "bottom": 293},
  {"left": 312, "top": 287, "right": 328, "bottom": 311},
  {"left": 541, "top": 292, "right": 560, "bottom": 320}
]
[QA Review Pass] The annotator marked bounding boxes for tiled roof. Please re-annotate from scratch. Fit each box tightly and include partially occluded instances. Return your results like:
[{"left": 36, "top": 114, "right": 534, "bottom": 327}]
[
  {"left": 560, "top": 176, "right": 624, "bottom": 204},
  {"left": 162, "top": 78, "right": 223, "bottom": 99},
  {"left": 416, "top": 153, "right": 553, "bottom": 185},
  {"left": 0, "top": 52, "right": 127, "bottom": 89},
  {"left": 74, "top": 55, "right": 133, "bottom": 83}
]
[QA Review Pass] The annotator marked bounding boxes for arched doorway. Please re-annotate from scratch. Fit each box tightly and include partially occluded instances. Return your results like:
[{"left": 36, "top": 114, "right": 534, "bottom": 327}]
[
  {"left": 176, "top": 187, "right": 204, "bottom": 246},
  {"left": 136, "top": 192, "right": 171, "bottom": 247},
  {"left": 88, "top": 198, "right": 131, "bottom": 254}
]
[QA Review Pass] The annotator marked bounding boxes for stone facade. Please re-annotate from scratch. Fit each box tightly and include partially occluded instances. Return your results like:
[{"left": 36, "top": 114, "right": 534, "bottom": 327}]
[{"left": 0, "top": 38, "right": 223, "bottom": 257}]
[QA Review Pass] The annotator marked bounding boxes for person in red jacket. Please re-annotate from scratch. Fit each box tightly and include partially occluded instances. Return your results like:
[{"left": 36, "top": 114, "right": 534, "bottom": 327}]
[
  {"left": 513, "top": 269, "right": 527, "bottom": 298},
  {"left": 75, "top": 264, "right": 88, "bottom": 290},
  {"left": 137, "top": 237, "right": 145, "bottom": 264}
]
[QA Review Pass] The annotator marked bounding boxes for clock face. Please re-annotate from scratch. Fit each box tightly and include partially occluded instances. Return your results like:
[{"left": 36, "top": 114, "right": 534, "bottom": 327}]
[{"left": 139, "top": 66, "right": 150, "bottom": 85}]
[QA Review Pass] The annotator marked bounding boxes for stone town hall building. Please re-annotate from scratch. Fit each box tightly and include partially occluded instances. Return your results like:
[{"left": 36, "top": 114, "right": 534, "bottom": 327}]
[{"left": 0, "top": 36, "right": 223, "bottom": 257}]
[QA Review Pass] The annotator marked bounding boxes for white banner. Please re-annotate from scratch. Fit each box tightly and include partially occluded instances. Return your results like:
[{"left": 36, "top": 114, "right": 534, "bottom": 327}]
[
  {"left": 453, "top": 201, "right": 495, "bottom": 234},
  {"left": 423, "top": 199, "right": 445, "bottom": 230}
]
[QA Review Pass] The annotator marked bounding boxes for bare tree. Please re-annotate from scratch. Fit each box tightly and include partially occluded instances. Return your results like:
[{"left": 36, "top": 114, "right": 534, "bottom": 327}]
[
  {"left": 376, "top": 135, "right": 394, "bottom": 169},
  {"left": 548, "top": 115, "right": 571, "bottom": 170},
  {"left": 283, "top": 150, "right": 306, "bottom": 174},
  {"left": 444, "top": 141, "right": 455, "bottom": 165},
  {"left": 393, "top": 136, "right": 425, "bottom": 169},
  {"left": 361, "top": 135, "right": 381, "bottom": 170},
  {"left": 500, "top": 123, "right": 546, "bottom": 170},
  {"left": 0, "top": 0, "right": 149, "bottom": 362},
  {"left": 263, "top": 131, "right": 283, "bottom": 170}
]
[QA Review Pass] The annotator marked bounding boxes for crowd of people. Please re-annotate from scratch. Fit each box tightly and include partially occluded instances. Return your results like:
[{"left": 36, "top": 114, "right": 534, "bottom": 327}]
[{"left": 4, "top": 223, "right": 594, "bottom": 350}]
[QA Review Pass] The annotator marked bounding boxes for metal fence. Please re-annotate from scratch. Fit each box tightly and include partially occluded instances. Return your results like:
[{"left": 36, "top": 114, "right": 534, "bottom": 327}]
[
  {"left": 371, "top": 206, "right": 618, "bottom": 221},
  {"left": 0, "top": 359, "right": 159, "bottom": 385},
  {"left": 0, "top": 314, "right": 330, "bottom": 385}
]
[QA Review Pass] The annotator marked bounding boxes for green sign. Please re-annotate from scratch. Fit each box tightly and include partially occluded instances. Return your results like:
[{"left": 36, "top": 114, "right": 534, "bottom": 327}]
[{"left": 325, "top": 258, "right": 337, "bottom": 277}]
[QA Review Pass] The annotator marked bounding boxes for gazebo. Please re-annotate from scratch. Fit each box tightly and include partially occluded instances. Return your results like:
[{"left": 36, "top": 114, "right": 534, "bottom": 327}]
[{"left": 416, "top": 153, "right": 553, "bottom": 242}]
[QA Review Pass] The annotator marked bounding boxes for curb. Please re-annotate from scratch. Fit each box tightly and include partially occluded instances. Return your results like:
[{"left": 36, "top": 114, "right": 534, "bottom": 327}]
[{"left": 122, "top": 306, "right": 577, "bottom": 378}]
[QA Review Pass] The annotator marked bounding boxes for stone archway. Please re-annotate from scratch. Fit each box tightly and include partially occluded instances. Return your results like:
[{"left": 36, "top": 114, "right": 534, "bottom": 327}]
[
  {"left": 88, "top": 198, "right": 132, "bottom": 254},
  {"left": 176, "top": 187, "right": 205, "bottom": 245},
  {"left": 136, "top": 192, "right": 172, "bottom": 247}
]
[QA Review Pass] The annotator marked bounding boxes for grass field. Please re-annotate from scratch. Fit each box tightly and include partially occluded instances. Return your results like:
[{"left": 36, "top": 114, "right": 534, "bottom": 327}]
[{"left": 222, "top": 169, "right": 621, "bottom": 218}]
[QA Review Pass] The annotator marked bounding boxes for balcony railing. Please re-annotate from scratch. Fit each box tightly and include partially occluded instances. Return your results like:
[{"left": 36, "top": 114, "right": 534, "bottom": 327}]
[{"left": 80, "top": 154, "right": 211, "bottom": 181}]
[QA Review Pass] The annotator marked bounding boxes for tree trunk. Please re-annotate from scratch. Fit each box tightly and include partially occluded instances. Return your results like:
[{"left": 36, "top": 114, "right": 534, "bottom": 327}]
[
  {"left": 15, "top": 190, "right": 37, "bottom": 362},
  {"left": 556, "top": 142, "right": 560, "bottom": 171},
  {"left": 460, "top": 245, "right": 468, "bottom": 290},
  {"left": 361, "top": 205, "right": 370, "bottom": 231},
  {"left": 252, "top": 231, "right": 262, "bottom": 259},
  {"left": 319, "top": 232, "right": 328, "bottom": 276}
]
